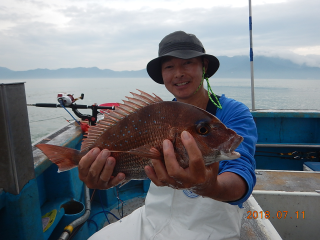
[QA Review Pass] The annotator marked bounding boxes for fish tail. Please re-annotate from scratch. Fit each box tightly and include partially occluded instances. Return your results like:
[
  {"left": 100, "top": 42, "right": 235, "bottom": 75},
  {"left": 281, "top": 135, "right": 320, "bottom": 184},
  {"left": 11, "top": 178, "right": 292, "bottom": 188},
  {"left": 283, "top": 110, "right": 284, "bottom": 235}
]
[{"left": 36, "top": 144, "right": 84, "bottom": 172}]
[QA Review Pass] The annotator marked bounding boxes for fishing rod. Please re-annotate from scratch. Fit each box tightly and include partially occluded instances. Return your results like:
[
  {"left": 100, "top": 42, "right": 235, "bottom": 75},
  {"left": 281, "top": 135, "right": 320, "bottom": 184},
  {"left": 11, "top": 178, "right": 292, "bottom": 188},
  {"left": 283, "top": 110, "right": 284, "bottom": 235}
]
[{"left": 27, "top": 93, "right": 115, "bottom": 126}]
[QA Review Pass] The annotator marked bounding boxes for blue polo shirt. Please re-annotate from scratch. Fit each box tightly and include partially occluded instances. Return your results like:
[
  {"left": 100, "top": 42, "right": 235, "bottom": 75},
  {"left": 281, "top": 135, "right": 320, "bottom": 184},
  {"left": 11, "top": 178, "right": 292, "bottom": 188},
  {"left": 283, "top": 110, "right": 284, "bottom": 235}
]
[{"left": 214, "top": 95, "right": 257, "bottom": 206}]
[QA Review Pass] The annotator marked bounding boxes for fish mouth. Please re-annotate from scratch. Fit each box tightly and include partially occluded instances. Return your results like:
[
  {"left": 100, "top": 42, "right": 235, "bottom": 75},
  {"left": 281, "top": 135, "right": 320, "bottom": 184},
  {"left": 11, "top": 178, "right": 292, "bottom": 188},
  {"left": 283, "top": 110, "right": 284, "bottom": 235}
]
[
  {"left": 220, "top": 150, "right": 241, "bottom": 161},
  {"left": 204, "top": 136, "right": 243, "bottom": 164},
  {"left": 204, "top": 150, "right": 241, "bottom": 165},
  {"left": 215, "top": 135, "right": 243, "bottom": 161},
  {"left": 230, "top": 135, "right": 243, "bottom": 153}
]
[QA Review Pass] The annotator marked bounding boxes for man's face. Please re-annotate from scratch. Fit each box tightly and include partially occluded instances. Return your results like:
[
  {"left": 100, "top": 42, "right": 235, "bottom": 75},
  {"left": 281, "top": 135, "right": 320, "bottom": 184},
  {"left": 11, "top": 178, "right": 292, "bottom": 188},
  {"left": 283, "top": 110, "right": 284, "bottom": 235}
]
[{"left": 161, "top": 56, "right": 205, "bottom": 101}]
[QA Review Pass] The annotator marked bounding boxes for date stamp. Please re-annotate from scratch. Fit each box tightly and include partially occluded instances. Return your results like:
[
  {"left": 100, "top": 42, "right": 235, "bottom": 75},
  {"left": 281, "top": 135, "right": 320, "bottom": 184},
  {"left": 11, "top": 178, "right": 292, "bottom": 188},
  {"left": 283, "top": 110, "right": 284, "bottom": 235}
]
[{"left": 247, "top": 211, "right": 305, "bottom": 219}]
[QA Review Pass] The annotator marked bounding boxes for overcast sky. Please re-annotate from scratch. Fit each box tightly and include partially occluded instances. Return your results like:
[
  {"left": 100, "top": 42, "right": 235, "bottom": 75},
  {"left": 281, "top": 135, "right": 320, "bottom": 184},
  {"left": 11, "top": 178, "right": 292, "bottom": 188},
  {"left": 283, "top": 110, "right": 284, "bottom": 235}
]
[{"left": 1, "top": 0, "right": 319, "bottom": 71}]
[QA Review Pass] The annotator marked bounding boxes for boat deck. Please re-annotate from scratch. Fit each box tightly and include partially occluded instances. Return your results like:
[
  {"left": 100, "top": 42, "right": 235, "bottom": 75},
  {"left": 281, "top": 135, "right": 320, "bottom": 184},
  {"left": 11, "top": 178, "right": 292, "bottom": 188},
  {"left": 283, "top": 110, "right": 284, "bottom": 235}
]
[{"left": 254, "top": 170, "right": 320, "bottom": 192}]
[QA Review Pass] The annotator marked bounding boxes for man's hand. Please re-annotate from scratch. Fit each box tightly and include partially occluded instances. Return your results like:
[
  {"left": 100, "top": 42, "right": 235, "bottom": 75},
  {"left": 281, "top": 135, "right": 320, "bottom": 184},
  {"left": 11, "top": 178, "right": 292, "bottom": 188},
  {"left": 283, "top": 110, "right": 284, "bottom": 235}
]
[
  {"left": 78, "top": 148, "right": 125, "bottom": 189},
  {"left": 145, "top": 131, "right": 247, "bottom": 201}
]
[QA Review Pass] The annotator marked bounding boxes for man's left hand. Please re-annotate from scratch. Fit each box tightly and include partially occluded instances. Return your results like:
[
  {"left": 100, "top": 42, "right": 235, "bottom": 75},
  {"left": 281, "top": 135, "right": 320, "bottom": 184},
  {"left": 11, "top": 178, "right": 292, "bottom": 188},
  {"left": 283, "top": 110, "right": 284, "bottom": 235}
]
[{"left": 145, "top": 130, "right": 220, "bottom": 197}]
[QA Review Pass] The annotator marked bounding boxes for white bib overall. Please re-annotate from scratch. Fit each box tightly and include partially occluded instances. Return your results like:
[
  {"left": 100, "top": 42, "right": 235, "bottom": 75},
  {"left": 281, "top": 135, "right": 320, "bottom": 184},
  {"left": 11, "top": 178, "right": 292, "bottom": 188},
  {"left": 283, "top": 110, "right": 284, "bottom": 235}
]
[{"left": 89, "top": 182, "right": 244, "bottom": 240}]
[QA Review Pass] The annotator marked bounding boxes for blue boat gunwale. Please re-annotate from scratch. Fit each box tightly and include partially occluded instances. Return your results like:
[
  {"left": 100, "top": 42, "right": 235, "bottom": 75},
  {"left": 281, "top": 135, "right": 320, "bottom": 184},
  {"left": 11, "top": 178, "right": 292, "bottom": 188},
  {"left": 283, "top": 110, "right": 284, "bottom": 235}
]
[{"left": 251, "top": 109, "right": 320, "bottom": 118}]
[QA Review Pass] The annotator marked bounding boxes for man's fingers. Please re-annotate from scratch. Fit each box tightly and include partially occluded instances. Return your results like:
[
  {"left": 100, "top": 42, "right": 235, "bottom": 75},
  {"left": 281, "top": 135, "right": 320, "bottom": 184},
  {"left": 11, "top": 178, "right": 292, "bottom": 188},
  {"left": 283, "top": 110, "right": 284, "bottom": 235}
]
[
  {"left": 151, "top": 159, "right": 173, "bottom": 185},
  {"left": 181, "top": 131, "right": 206, "bottom": 178},
  {"left": 99, "top": 156, "right": 116, "bottom": 182},
  {"left": 78, "top": 148, "right": 126, "bottom": 190},
  {"left": 86, "top": 149, "right": 110, "bottom": 184},
  {"left": 162, "top": 140, "right": 183, "bottom": 178},
  {"left": 145, "top": 165, "right": 165, "bottom": 186},
  {"left": 99, "top": 156, "right": 126, "bottom": 187},
  {"left": 107, "top": 173, "right": 126, "bottom": 188},
  {"left": 78, "top": 148, "right": 101, "bottom": 179}
]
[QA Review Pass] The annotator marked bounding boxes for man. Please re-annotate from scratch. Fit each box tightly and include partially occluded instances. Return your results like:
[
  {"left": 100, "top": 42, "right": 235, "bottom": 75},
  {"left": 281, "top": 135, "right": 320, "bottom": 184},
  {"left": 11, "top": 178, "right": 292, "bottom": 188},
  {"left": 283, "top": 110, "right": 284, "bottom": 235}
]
[{"left": 80, "top": 31, "right": 257, "bottom": 239}]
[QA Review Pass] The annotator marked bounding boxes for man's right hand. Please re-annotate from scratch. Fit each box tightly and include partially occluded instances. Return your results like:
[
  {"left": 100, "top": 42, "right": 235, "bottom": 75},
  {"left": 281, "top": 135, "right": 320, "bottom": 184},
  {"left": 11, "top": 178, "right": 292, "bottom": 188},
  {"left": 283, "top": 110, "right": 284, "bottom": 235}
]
[{"left": 78, "top": 148, "right": 125, "bottom": 189}]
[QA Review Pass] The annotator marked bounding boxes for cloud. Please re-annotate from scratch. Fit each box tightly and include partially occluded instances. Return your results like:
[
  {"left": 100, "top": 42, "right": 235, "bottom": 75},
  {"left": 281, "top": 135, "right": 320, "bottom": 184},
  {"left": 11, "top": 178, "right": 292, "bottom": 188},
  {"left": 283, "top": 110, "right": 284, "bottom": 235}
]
[
  {"left": 16, "top": 0, "right": 51, "bottom": 9},
  {"left": 0, "top": 5, "right": 35, "bottom": 22},
  {"left": 0, "top": 0, "right": 319, "bottom": 70}
]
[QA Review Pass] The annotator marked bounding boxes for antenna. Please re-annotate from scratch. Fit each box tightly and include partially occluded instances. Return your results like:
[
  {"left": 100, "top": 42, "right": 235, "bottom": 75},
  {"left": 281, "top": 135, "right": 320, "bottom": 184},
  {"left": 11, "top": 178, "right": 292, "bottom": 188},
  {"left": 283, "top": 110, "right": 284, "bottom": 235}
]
[{"left": 249, "top": 0, "right": 256, "bottom": 111}]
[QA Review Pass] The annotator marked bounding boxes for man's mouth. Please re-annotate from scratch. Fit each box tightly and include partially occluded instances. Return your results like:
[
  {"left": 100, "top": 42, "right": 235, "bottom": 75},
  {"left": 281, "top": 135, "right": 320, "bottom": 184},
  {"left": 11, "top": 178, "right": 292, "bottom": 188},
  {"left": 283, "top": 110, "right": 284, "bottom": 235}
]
[{"left": 175, "top": 81, "right": 189, "bottom": 86}]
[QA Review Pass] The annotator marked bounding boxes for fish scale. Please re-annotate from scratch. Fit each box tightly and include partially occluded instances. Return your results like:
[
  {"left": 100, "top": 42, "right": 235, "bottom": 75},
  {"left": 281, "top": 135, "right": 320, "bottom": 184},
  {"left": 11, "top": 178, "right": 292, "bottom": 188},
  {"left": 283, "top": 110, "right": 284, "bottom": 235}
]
[
  {"left": 36, "top": 90, "right": 244, "bottom": 185},
  {"left": 93, "top": 103, "right": 171, "bottom": 179}
]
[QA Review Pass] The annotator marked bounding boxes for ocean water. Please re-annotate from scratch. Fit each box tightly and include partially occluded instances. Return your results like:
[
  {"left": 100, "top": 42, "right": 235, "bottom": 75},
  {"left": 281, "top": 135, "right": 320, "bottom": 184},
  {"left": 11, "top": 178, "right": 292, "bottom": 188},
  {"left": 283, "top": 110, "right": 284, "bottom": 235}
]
[{"left": 1, "top": 78, "right": 319, "bottom": 143}]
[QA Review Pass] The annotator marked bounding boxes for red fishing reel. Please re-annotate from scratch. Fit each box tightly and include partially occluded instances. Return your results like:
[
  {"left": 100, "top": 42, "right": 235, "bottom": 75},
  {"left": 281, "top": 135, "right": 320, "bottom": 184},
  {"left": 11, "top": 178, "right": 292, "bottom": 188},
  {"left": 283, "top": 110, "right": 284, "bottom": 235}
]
[{"left": 57, "top": 93, "right": 84, "bottom": 106}]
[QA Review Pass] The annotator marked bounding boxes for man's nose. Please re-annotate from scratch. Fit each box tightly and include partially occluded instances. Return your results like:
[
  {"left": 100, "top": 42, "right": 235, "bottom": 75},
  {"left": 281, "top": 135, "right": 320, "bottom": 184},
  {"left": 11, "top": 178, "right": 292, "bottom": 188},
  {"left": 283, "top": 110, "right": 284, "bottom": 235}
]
[{"left": 174, "top": 65, "right": 184, "bottom": 78}]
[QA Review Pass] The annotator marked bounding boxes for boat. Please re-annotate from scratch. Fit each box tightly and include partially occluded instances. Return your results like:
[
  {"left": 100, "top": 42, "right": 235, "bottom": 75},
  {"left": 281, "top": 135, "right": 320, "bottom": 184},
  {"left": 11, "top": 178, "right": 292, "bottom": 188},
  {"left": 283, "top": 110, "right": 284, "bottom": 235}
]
[
  {"left": 1, "top": 2, "right": 320, "bottom": 238},
  {"left": 1, "top": 82, "right": 319, "bottom": 240}
]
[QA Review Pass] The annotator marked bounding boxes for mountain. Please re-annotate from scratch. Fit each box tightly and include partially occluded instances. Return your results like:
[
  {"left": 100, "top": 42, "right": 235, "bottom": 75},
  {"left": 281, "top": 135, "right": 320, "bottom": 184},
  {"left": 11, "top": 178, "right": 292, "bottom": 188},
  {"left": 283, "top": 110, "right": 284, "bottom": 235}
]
[
  {"left": 214, "top": 56, "right": 320, "bottom": 79},
  {"left": 1, "top": 56, "right": 320, "bottom": 79},
  {"left": 0, "top": 66, "right": 148, "bottom": 79}
]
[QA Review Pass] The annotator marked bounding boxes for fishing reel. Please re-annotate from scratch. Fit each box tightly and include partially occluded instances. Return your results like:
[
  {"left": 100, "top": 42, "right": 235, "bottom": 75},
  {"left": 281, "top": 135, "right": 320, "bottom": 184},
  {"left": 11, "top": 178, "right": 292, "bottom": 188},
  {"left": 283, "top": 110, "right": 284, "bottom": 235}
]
[
  {"left": 28, "top": 92, "right": 115, "bottom": 126},
  {"left": 57, "top": 93, "right": 84, "bottom": 107}
]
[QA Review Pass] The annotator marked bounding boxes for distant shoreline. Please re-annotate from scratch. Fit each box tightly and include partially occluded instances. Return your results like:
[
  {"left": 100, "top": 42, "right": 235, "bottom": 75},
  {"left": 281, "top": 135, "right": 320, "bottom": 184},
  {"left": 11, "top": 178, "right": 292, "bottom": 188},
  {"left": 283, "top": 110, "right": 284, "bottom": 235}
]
[{"left": 1, "top": 56, "right": 320, "bottom": 80}]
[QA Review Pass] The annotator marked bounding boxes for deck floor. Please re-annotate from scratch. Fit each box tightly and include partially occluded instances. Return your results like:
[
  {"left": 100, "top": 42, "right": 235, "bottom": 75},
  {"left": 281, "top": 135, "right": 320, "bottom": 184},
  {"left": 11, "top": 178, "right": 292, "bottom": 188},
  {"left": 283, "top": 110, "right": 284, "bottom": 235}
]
[
  {"left": 254, "top": 170, "right": 320, "bottom": 192},
  {"left": 104, "top": 196, "right": 145, "bottom": 226}
]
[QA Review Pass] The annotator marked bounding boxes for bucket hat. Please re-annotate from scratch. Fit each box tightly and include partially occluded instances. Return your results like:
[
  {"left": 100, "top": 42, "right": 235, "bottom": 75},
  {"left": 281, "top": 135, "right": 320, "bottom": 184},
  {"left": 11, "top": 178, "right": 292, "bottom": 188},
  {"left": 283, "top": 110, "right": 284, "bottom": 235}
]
[{"left": 147, "top": 31, "right": 220, "bottom": 84}]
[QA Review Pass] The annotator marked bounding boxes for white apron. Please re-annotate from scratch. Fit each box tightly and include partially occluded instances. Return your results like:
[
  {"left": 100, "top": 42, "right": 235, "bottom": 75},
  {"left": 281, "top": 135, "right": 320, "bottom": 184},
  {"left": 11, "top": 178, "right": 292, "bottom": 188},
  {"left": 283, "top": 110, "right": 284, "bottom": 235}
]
[{"left": 89, "top": 182, "right": 244, "bottom": 240}]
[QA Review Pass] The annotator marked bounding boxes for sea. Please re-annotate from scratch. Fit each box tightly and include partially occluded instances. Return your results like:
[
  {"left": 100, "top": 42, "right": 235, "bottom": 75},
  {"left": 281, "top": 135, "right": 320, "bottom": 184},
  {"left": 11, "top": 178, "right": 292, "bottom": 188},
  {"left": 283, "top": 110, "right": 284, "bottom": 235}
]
[{"left": 1, "top": 78, "right": 319, "bottom": 143}]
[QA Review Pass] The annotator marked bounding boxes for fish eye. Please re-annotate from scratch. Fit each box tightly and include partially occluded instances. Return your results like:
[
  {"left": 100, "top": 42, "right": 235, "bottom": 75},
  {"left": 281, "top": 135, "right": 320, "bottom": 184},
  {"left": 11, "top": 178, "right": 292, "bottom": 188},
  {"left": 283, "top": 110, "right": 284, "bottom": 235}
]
[{"left": 196, "top": 123, "right": 210, "bottom": 135}]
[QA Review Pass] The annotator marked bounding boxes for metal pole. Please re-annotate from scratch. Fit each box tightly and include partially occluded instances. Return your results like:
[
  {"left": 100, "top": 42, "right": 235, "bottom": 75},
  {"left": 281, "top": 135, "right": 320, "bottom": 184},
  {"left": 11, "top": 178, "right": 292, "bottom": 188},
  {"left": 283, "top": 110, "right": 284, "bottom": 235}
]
[{"left": 249, "top": 0, "right": 256, "bottom": 111}]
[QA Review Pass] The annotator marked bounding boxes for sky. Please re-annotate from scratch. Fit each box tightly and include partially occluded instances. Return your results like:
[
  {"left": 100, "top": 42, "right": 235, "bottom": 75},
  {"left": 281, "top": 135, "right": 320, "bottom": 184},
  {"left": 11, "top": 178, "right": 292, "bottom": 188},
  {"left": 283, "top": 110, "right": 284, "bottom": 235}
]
[{"left": 1, "top": 0, "right": 320, "bottom": 71}]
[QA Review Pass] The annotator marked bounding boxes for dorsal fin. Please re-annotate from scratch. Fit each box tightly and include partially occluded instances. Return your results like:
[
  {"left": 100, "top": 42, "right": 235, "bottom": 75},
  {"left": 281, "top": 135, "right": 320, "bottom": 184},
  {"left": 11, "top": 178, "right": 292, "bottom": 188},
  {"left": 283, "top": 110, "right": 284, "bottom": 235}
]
[{"left": 80, "top": 90, "right": 163, "bottom": 152}]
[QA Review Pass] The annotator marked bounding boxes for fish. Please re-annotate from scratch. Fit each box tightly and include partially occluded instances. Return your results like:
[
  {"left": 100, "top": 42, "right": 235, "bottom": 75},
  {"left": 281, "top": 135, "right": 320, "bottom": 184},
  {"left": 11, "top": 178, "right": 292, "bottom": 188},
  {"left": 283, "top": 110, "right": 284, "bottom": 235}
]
[{"left": 36, "top": 90, "right": 243, "bottom": 184}]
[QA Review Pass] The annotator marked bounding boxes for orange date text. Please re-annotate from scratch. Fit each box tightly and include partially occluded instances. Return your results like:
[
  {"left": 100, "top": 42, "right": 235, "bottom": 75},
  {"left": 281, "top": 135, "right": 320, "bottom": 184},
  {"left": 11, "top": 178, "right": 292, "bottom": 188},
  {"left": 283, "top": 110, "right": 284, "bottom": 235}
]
[{"left": 246, "top": 211, "right": 305, "bottom": 219}]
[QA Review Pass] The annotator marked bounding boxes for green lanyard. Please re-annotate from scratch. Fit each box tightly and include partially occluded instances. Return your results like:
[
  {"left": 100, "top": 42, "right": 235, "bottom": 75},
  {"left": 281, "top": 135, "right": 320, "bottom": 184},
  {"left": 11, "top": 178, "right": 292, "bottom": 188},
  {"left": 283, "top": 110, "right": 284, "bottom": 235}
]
[{"left": 194, "top": 67, "right": 222, "bottom": 109}]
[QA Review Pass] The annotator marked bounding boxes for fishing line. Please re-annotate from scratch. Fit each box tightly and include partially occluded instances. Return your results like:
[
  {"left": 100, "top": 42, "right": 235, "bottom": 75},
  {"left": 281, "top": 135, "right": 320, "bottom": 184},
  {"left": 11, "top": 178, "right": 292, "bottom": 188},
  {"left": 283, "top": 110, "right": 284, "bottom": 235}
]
[
  {"left": 114, "top": 186, "right": 124, "bottom": 219},
  {"left": 91, "top": 189, "right": 96, "bottom": 201},
  {"left": 29, "top": 116, "right": 71, "bottom": 123},
  {"left": 58, "top": 99, "right": 81, "bottom": 125}
]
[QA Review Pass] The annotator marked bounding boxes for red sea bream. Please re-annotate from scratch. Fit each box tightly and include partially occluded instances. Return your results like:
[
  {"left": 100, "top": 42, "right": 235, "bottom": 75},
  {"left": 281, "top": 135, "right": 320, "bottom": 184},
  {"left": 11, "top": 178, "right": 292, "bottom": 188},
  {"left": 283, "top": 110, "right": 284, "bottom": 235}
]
[{"left": 36, "top": 90, "right": 243, "bottom": 183}]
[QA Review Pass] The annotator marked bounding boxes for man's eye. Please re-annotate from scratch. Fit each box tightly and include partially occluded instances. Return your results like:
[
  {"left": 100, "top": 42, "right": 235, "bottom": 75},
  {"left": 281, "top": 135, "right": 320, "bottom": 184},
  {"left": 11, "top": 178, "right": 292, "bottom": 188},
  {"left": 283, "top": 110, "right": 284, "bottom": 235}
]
[{"left": 165, "top": 65, "right": 172, "bottom": 69}]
